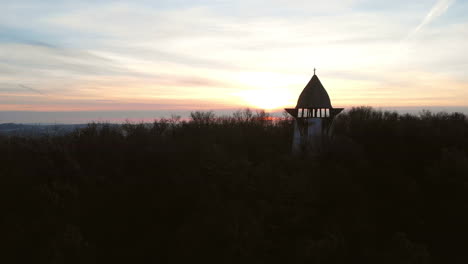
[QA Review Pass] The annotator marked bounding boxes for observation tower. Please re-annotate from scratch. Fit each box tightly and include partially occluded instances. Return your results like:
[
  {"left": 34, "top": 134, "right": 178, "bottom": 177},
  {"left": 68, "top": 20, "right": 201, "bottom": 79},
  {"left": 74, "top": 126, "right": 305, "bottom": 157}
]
[{"left": 285, "top": 70, "right": 344, "bottom": 154}]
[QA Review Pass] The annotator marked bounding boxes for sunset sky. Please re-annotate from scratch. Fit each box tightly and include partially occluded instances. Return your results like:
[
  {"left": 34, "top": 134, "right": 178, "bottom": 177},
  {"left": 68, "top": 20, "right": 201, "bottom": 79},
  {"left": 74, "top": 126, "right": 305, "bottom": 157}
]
[{"left": 1, "top": 0, "right": 467, "bottom": 117}]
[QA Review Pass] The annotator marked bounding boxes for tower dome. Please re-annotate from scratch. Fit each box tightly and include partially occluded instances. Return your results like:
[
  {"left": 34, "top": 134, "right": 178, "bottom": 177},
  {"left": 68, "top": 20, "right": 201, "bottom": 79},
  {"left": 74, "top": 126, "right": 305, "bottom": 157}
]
[{"left": 296, "top": 74, "right": 332, "bottom": 108}]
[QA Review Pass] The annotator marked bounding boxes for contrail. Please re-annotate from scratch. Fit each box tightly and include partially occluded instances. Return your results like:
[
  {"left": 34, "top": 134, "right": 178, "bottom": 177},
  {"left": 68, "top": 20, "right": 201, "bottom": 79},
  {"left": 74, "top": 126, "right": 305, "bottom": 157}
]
[{"left": 411, "top": 0, "right": 456, "bottom": 37}]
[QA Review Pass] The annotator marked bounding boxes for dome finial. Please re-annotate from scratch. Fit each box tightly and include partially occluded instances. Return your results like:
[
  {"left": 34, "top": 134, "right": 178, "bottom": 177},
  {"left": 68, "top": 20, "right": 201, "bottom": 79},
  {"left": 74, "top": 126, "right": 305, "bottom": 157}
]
[{"left": 314, "top": 68, "right": 316, "bottom": 75}]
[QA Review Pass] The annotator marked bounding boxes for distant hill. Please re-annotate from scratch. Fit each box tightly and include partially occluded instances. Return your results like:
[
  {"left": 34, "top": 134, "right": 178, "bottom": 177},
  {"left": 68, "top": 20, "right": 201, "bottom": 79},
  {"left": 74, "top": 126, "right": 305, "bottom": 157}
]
[{"left": 0, "top": 123, "right": 87, "bottom": 136}]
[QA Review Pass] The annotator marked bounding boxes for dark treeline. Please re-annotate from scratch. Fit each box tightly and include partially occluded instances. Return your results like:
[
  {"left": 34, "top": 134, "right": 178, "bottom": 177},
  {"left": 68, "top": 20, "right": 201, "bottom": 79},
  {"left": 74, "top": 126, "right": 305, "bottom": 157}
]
[{"left": 1, "top": 107, "right": 468, "bottom": 263}]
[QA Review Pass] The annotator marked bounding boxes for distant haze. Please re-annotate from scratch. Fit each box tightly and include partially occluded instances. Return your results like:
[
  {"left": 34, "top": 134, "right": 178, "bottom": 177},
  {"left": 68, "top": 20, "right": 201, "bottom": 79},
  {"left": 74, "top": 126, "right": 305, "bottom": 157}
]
[{"left": 2, "top": 107, "right": 468, "bottom": 124}]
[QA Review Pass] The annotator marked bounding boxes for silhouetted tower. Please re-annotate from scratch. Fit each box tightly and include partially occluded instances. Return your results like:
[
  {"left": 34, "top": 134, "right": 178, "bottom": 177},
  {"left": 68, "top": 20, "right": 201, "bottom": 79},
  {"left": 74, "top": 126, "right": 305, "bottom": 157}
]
[{"left": 285, "top": 70, "right": 343, "bottom": 154}]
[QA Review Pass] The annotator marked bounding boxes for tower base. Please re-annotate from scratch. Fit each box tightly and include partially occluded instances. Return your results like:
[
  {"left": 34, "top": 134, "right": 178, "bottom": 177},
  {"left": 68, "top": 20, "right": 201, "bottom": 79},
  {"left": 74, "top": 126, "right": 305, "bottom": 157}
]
[{"left": 292, "top": 118, "right": 325, "bottom": 155}]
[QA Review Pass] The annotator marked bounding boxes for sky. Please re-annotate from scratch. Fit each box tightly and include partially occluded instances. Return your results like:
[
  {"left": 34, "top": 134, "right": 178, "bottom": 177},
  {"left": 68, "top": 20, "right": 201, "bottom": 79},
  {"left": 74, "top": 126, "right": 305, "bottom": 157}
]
[{"left": 1, "top": 0, "right": 468, "bottom": 122}]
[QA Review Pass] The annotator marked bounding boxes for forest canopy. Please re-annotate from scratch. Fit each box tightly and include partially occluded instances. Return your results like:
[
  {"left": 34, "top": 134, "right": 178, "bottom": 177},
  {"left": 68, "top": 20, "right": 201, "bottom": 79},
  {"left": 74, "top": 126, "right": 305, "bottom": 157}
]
[{"left": 1, "top": 107, "right": 468, "bottom": 264}]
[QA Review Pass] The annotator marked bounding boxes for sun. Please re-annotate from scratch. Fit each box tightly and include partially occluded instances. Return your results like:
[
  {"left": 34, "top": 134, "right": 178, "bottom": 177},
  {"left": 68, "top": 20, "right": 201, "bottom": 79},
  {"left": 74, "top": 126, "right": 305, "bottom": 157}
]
[
  {"left": 234, "top": 72, "right": 298, "bottom": 110},
  {"left": 237, "top": 89, "right": 295, "bottom": 110}
]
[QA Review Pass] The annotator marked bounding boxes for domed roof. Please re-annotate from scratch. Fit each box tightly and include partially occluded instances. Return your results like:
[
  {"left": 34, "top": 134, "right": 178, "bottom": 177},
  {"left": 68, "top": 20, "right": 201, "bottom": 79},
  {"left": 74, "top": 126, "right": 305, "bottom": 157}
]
[{"left": 296, "top": 74, "right": 332, "bottom": 108}]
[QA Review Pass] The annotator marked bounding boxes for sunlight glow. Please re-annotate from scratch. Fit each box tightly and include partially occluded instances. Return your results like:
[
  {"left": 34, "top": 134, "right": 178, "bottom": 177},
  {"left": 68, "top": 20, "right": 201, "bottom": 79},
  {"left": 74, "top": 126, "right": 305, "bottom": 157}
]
[
  {"left": 1, "top": 0, "right": 467, "bottom": 116},
  {"left": 236, "top": 89, "right": 295, "bottom": 110},
  {"left": 232, "top": 72, "right": 301, "bottom": 110}
]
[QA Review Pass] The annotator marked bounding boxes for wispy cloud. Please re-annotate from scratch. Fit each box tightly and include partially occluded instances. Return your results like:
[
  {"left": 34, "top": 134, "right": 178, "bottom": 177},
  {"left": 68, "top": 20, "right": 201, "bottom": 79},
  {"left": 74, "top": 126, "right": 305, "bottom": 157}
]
[
  {"left": 0, "top": 83, "right": 45, "bottom": 95},
  {"left": 19, "top": 84, "right": 45, "bottom": 95}
]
